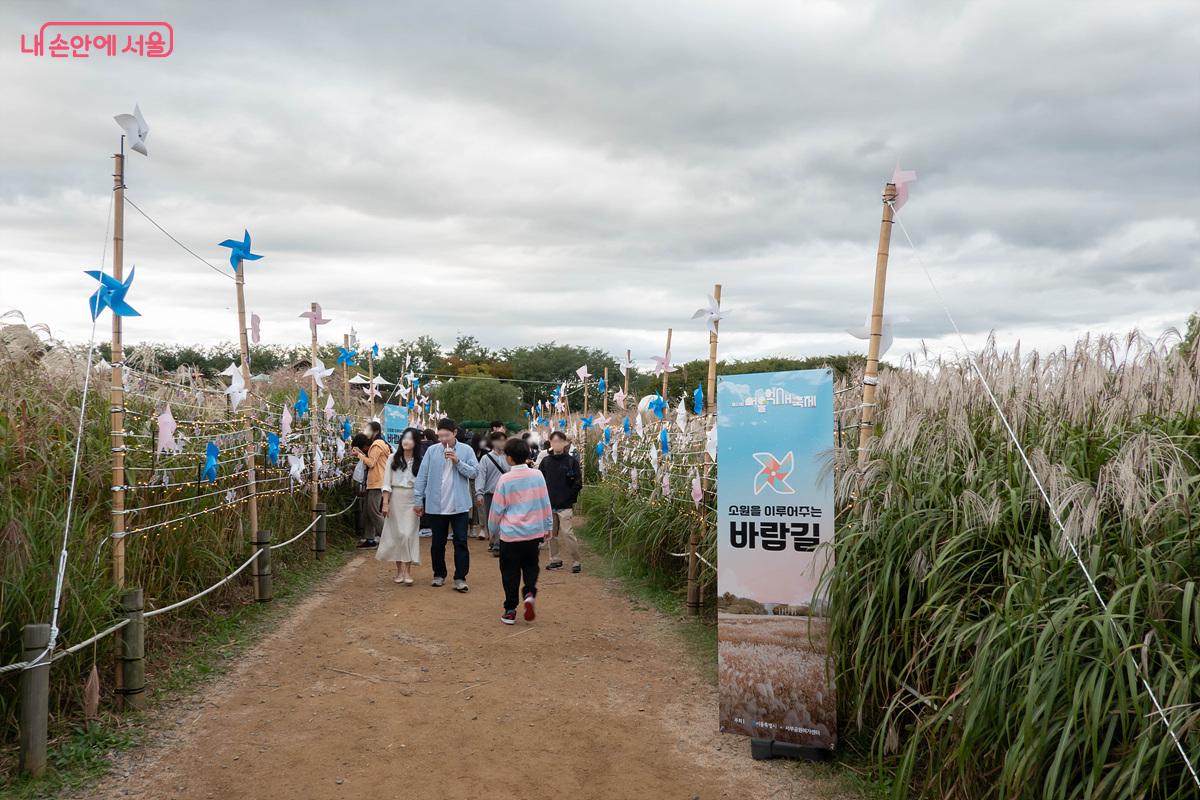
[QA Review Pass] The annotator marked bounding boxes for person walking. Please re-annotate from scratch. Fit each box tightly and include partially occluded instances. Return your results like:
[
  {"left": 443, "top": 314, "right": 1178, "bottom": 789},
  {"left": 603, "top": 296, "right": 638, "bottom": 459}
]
[
  {"left": 488, "top": 437, "right": 552, "bottom": 625},
  {"left": 539, "top": 430, "right": 583, "bottom": 573},
  {"left": 475, "top": 430, "right": 510, "bottom": 556},
  {"left": 351, "top": 422, "right": 391, "bottom": 549},
  {"left": 378, "top": 427, "right": 423, "bottom": 584},
  {"left": 413, "top": 418, "right": 479, "bottom": 592},
  {"left": 349, "top": 432, "right": 371, "bottom": 545}
]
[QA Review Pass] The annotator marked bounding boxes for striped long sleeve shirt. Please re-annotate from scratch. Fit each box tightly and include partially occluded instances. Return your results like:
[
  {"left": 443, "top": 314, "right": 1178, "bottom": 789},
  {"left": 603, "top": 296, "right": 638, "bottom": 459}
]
[{"left": 487, "top": 465, "right": 553, "bottom": 542}]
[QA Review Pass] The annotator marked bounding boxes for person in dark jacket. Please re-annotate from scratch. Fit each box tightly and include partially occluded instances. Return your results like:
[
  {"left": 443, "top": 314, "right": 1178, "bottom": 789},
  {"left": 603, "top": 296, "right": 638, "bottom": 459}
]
[{"left": 537, "top": 430, "right": 583, "bottom": 573}]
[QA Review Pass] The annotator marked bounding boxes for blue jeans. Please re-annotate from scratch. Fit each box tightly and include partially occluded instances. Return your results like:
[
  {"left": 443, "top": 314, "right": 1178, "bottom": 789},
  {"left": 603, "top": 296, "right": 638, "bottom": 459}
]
[{"left": 429, "top": 512, "right": 470, "bottom": 580}]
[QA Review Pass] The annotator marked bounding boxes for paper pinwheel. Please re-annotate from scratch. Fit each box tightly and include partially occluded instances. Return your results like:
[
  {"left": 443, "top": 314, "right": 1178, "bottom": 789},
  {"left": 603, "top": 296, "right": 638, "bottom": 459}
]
[
  {"left": 651, "top": 354, "right": 677, "bottom": 377},
  {"left": 662, "top": 473, "right": 670, "bottom": 495},
  {"left": 576, "top": 365, "right": 590, "bottom": 382},
  {"left": 336, "top": 438, "right": 346, "bottom": 458},
  {"left": 648, "top": 393, "right": 666, "bottom": 419},
  {"left": 303, "top": 358, "right": 335, "bottom": 392},
  {"left": 613, "top": 388, "right": 627, "bottom": 409},
  {"left": 314, "top": 444, "right": 324, "bottom": 474},
  {"left": 595, "top": 442, "right": 604, "bottom": 457},
  {"left": 281, "top": 405, "right": 292, "bottom": 438},
  {"left": 693, "top": 384, "right": 704, "bottom": 415},
  {"left": 294, "top": 388, "right": 309, "bottom": 419},
  {"left": 342, "top": 417, "right": 353, "bottom": 440},
  {"left": 692, "top": 294, "right": 726, "bottom": 335},
  {"left": 581, "top": 416, "right": 594, "bottom": 430},
  {"left": 113, "top": 104, "right": 149, "bottom": 156},
  {"left": 623, "top": 416, "right": 631, "bottom": 435},
  {"left": 407, "top": 397, "right": 416, "bottom": 410},
  {"left": 337, "top": 347, "right": 357, "bottom": 367},
  {"left": 660, "top": 428, "right": 670, "bottom": 457},
  {"left": 598, "top": 377, "right": 606, "bottom": 394},
  {"left": 619, "top": 353, "right": 634, "bottom": 377},
  {"left": 217, "top": 230, "right": 263, "bottom": 271},
  {"left": 287, "top": 454, "right": 305, "bottom": 483},
  {"left": 890, "top": 163, "right": 917, "bottom": 212},
  {"left": 324, "top": 393, "right": 335, "bottom": 420},
  {"left": 558, "top": 419, "right": 566, "bottom": 429},
  {"left": 203, "top": 441, "right": 220, "bottom": 482},
  {"left": 84, "top": 267, "right": 140, "bottom": 321},
  {"left": 649, "top": 441, "right": 659, "bottom": 473},
  {"left": 847, "top": 315, "right": 905, "bottom": 357},
  {"left": 299, "top": 304, "right": 331, "bottom": 336},
  {"left": 363, "top": 385, "right": 381, "bottom": 400},
  {"left": 706, "top": 426, "right": 717, "bottom": 461},
  {"left": 224, "top": 368, "right": 247, "bottom": 411},
  {"left": 691, "top": 470, "right": 703, "bottom": 508},
  {"left": 267, "top": 432, "right": 280, "bottom": 465},
  {"left": 156, "top": 405, "right": 177, "bottom": 454},
  {"left": 372, "top": 342, "right": 380, "bottom": 359},
  {"left": 630, "top": 468, "right": 639, "bottom": 492},
  {"left": 594, "top": 413, "right": 609, "bottom": 429},
  {"left": 250, "top": 313, "right": 261, "bottom": 344}
]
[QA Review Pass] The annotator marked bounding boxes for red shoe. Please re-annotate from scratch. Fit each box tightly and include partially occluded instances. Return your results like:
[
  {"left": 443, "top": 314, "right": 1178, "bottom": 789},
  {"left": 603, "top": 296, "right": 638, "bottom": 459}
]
[
  {"left": 523, "top": 592, "right": 536, "bottom": 622},
  {"left": 501, "top": 610, "right": 517, "bottom": 625}
]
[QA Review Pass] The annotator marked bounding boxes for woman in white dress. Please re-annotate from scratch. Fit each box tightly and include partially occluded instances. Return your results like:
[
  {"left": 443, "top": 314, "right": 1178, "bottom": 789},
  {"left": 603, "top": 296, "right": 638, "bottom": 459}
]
[{"left": 378, "top": 428, "right": 423, "bottom": 584}]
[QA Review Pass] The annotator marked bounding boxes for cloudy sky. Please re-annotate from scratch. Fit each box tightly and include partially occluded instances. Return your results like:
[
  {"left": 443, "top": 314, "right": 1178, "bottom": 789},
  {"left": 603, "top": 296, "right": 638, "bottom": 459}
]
[{"left": 2, "top": 0, "right": 1197, "bottom": 367}]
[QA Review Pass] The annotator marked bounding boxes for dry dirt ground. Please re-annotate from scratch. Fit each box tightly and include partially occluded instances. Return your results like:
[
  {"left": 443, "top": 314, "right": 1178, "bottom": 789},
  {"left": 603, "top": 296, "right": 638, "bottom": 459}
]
[{"left": 83, "top": 536, "right": 855, "bottom": 800}]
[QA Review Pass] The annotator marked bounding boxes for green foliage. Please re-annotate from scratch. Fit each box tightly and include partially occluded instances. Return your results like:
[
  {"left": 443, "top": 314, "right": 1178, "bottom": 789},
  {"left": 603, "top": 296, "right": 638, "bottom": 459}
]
[
  {"left": 1179, "top": 312, "right": 1199, "bottom": 360},
  {"left": 432, "top": 374, "right": 522, "bottom": 423}
]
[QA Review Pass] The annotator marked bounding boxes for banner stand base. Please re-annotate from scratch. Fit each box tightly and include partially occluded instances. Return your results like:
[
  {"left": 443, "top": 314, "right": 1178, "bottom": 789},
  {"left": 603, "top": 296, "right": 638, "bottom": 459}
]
[{"left": 749, "top": 738, "right": 833, "bottom": 762}]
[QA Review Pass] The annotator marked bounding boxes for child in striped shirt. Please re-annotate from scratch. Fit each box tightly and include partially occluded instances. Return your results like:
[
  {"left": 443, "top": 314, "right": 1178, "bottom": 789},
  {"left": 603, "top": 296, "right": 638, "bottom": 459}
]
[{"left": 488, "top": 437, "right": 553, "bottom": 625}]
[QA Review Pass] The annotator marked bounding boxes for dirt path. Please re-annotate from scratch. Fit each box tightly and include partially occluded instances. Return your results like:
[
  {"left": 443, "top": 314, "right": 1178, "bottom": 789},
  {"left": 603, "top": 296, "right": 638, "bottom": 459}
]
[{"left": 87, "top": 536, "right": 852, "bottom": 800}]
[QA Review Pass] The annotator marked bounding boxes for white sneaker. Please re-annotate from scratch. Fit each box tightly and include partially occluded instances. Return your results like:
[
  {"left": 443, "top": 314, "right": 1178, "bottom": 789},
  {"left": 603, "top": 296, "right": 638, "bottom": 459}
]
[{"left": 453, "top": 579, "right": 469, "bottom": 593}]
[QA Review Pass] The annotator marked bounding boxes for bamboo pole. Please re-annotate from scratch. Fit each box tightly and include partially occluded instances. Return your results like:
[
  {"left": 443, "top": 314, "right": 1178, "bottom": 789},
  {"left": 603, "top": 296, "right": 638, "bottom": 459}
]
[
  {"left": 234, "top": 262, "right": 260, "bottom": 555},
  {"left": 309, "top": 303, "right": 321, "bottom": 511},
  {"left": 342, "top": 333, "right": 350, "bottom": 410},
  {"left": 661, "top": 328, "right": 673, "bottom": 398},
  {"left": 111, "top": 149, "right": 126, "bottom": 589},
  {"left": 603, "top": 367, "right": 609, "bottom": 415},
  {"left": 857, "top": 183, "right": 897, "bottom": 468},
  {"left": 687, "top": 284, "right": 721, "bottom": 616},
  {"left": 624, "top": 349, "right": 631, "bottom": 399}
]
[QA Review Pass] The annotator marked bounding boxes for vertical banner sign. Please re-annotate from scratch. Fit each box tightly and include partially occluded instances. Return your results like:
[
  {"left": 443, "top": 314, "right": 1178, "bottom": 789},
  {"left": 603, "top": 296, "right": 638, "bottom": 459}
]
[
  {"left": 717, "top": 369, "right": 836, "bottom": 752},
  {"left": 382, "top": 403, "right": 406, "bottom": 448}
]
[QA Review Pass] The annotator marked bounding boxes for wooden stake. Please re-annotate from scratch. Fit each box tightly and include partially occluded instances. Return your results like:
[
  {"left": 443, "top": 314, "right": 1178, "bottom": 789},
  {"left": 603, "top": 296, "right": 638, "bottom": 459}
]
[
  {"left": 342, "top": 333, "right": 350, "bottom": 410},
  {"left": 18, "top": 624, "right": 49, "bottom": 776},
  {"left": 233, "top": 261, "right": 260, "bottom": 559},
  {"left": 368, "top": 347, "right": 375, "bottom": 418},
  {"left": 117, "top": 588, "right": 145, "bottom": 710},
  {"left": 603, "top": 367, "right": 609, "bottom": 415},
  {"left": 687, "top": 285, "right": 721, "bottom": 616},
  {"left": 309, "top": 303, "right": 321, "bottom": 511},
  {"left": 661, "top": 328, "right": 673, "bottom": 398},
  {"left": 624, "top": 349, "right": 631, "bottom": 399},
  {"left": 857, "top": 184, "right": 897, "bottom": 468}
]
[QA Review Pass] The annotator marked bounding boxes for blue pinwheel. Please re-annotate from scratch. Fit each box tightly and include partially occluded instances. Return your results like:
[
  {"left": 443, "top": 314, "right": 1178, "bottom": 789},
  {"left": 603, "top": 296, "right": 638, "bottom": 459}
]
[
  {"left": 372, "top": 342, "right": 380, "bottom": 359},
  {"left": 648, "top": 393, "right": 666, "bottom": 419},
  {"left": 294, "top": 388, "right": 309, "bottom": 419},
  {"left": 581, "top": 416, "right": 594, "bottom": 430},
  {"left": 604, "top": 427, "right": 611, "bottom": 444},
  {"left": 412, "top": 378, "right": 420, "bottom": 392},
  {"left": 342, "top": 417, "right": 352, "bottom": 440},
  {"left": 84, "top": 267, "right": 140, "bottom": 321},
  {"left": 598, "top": 377, "right": 606, "bottom": 394},
  {"left": 407, "top": 397, "right": 415, "bottom": 410},
  {"left": 623, "top": 416, "right": 631, "bottom": 435},
  {"left": 595, "top": 442, "right": 604, "bottom": 457},
  {"left": 336, "top": 346, "right": 357, "bottom": 367},
  {"left": 659, "top": 428, "right": 670, "bottom": 457},
  {"left": 203, "top": 441, "right": 220, "bottom": 482},
  {"left": 693, "top": 384, "right": 704, "bottom": 415},
  {"left": 424, "top": 400, "right": 431, "bottom": 413},
  {"left": 217, "top": 229, "right": 263, "bottom": 271},
  {"left": 266, "top": 432, "right": 280, "bottom": 466},
  {"left": 558, "top": 419, "right": 566, "bottom": 429},
  {"left": 524, "top": 409, "right": 531, "bottom": 418}
]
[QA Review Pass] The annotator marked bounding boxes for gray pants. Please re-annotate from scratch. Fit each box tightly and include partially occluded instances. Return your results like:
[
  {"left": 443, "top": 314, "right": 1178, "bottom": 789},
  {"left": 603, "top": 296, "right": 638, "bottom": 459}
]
[{"left": 363, "top": 488, "right": 385, "bottom": 541}]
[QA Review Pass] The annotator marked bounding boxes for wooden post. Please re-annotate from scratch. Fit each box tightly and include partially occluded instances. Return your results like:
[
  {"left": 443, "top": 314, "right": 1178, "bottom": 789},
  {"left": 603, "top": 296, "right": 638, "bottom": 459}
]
[
  {"left": 117, "top": 588, "right": 145, "bottom": 710},
  {"left": 309, "top": 304, "right": 321, "bottom": 512},
  {"left": 253, "top": 530, "right": 273, "bottom": 601},
  {"left": 111, "top": 150, "right": 127, "bottom": 589},
  {"left": 857, "top": 183, "right": 897, "bottom": 468},
  {"left": 624, "top": 350, "right": 631, "bottom": 398},
  {"left": 18, "top": 624, "right": 50, "bottom": 776},
  {"left": 368, "top": 347, "right": 375, "bottom": 419},
  {"left": 233, "top": 258, "right": 261, "bottom": 560},
  {"left": 661, "top": 329, "right": 673, "bottom": 398},
  {"left": 313, "top": 502, "right": 327, "bottom": 559},
  {"left": 342, "top": 333, "right": 350, "bottom": 410},
  {"left": 603, "top": 367, "right": 609, "bottom": 415},
  {"left": 687, "top": 285, "right": 721, "bottom": 616}
]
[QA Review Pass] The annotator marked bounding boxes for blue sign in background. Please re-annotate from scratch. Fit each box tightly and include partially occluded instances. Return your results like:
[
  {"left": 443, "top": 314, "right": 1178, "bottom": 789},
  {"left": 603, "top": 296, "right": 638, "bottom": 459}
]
[{"left": 382, "top": 403, "right": 408, "bottom": 447}]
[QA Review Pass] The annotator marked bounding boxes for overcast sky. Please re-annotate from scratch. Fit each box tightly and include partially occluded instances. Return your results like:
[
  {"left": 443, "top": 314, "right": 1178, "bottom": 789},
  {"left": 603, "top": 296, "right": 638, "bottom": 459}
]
[{"left": 2, "top": 0, "right": 1197, "bottom": 368}]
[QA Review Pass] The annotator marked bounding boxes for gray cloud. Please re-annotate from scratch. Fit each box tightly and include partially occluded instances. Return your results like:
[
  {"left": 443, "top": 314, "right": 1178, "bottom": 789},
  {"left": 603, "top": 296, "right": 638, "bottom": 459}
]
[{"left": 1, "top": 0, "right": 1197, "bottom": 367}]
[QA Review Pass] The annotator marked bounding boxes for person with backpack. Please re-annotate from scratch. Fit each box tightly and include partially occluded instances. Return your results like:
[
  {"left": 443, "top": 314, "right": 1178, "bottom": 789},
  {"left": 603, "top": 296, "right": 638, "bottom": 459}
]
[
  {"left": 538, "top": 430, "right": 583, "bottom": 573},
  {"left": 475, "top": 430, "right": 510, "bottom": 556}
]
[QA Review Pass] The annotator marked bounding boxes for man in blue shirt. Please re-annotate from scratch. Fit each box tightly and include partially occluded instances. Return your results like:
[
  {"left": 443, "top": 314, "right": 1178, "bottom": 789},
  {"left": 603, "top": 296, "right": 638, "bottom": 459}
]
[{"left": 413, "top": 417, "right": 480, "bottom": 591}]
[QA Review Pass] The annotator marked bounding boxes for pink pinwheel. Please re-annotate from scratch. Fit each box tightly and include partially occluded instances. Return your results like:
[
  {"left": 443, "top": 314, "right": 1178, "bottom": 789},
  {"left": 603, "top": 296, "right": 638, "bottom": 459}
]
[
  {"left": 299, "top": 303, "right": 332, "bottom": 336},
  {"left": 576, "top": 365, "right": 590, "bottom": 382},
  {"left": 281, "top": 404, "right": 292, "bottom": 438},
  {"left": 891, "top": 163, "right": 917, "bottom": 212},
  {"left": 156, "top": 405, "right": 178, "bottom": 454},
  {"left": 691, "top": 470, "right": 703, "bottom": 508},
  {"left": 613, "top": 388, "right": 627, "bottom": 409},
  {"left": 651, "top": 353, "right": 677, "bottom": 377},
  {"left": 250, "top": 313, "right": 261, "bottom": 344}
]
